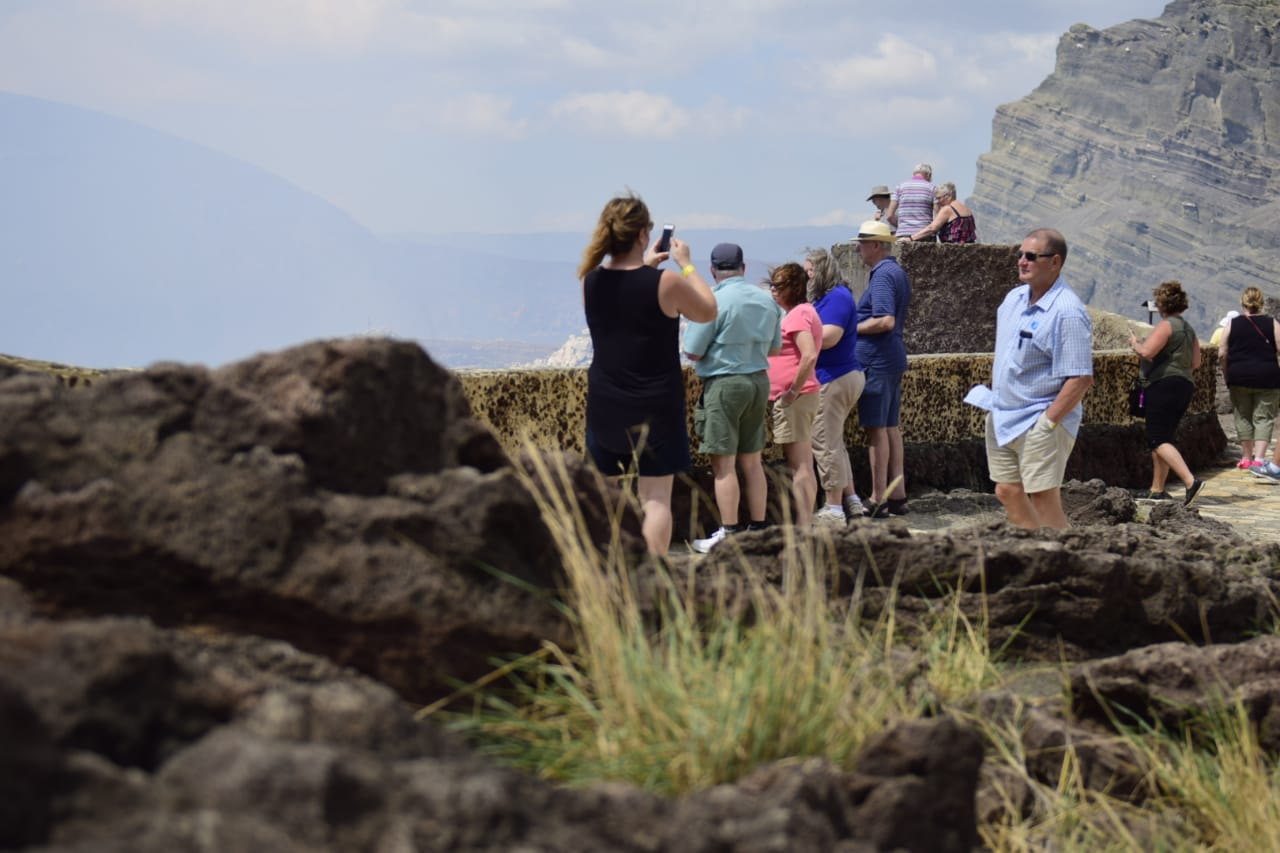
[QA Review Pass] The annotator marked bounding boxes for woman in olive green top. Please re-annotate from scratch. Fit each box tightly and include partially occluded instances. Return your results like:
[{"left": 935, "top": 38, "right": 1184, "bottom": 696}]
[{"left": 1129, "top": 280, "right": 1204, "bottom": 505}]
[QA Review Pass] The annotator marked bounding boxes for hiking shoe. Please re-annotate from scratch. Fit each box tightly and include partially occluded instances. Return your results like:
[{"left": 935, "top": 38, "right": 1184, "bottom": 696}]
[
  {"left": 1251, "top": 462, "right": 1280, "bottom": 482},
  {"left": 862, "top": 501, "right": 889, "bottom": 519},
  {"left": 1136, "top": 490, "right": 1172, "bottom": 501},
  {"left": 692, "top": 527, "right": 727, "bottom": 553},
  {"left": 1184, "top": 479, "right": 1205, "bottom": 506},
  {"left": 886, "top": 498, "right": 910, "bottom": 516},
  {"left": 814, "top": 506, "right": 846, "bottom": 525},
  {"left": 842, "top": 495, "right": 864, "bottom": 519}
]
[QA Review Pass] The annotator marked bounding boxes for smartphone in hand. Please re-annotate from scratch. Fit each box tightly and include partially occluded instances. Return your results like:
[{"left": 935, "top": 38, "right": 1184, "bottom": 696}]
[{"left": 657, "top": 223, "right": 675, "bottom": 253}]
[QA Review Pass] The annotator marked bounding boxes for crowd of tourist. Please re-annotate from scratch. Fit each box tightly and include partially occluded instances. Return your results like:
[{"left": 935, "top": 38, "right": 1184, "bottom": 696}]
[{"left": 577, "top": 163, "right": 1263, "bottom": 556}]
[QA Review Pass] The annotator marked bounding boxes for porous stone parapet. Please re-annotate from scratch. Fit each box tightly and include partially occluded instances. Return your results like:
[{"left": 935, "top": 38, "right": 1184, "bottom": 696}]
[
  {"left": 456, "top": 348, "right": 1223, "bottom": 492},
  {"left": 832, "top": 241, "right": 1017, "bottom": 354}
]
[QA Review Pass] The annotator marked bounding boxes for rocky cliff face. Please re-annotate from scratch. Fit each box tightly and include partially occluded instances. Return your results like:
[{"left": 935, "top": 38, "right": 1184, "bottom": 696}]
[{"left": 970, "top": 0, "right": 1279, "bottom": 331}]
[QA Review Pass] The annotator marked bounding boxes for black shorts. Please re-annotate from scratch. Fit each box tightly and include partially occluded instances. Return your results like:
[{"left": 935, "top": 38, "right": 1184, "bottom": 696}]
[
  {"left": 585, "top": 423, "right": 691, "bottom": 477},
  {"left": 1143, "top": 377, "right": 1194, "bottom": 449}
]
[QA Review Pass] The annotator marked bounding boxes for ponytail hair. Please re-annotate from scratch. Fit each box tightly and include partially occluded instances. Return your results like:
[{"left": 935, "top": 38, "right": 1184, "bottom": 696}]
[
  {"left": 578, "top": 193, "right": 651, "bottom": 279},
  {"left": 1242, "top": 286, "right": 1265, "bottom": 314}
]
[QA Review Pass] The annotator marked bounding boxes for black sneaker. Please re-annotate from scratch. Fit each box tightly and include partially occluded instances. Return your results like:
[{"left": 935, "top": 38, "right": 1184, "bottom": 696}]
[
  {"left": 886, "top": 498, "right": 910, "bottom": 516},
  {"left": 1136, "top": 490, "right": 1172, "bottom": 501},
  {"left": 1184, "top": 479, "right": 1205, "bottom": 506}
]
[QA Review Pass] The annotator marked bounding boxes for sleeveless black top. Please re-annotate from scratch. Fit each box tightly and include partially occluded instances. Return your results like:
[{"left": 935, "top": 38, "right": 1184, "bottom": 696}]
[
  {"left": 583, "top": 265, "right": 687, "bottom": 451},
  {"left": 1226, "top": 313, "right": 1280, "bottom": 389},
  {"left": 938, "top": 204, "right": 977, "bottom": 243}
]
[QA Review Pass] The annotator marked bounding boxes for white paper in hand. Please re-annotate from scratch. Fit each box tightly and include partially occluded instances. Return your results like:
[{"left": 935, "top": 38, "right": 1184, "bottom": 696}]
[{"left": 964, "top": 384, "right": 994, "bottom": 411}]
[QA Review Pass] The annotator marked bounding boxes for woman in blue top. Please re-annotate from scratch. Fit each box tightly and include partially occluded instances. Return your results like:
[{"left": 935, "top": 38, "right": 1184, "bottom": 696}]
[{"left": 805, "top": 248, "right": 866, "bottom": 523}]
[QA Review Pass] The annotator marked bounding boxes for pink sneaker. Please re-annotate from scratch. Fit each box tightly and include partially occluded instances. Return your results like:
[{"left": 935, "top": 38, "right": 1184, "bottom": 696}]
[
  {"left": 1238, "top": 457, "right": 1252, "bottom": 469},
  {"left": 1251, "top": 459, "right": 1267, "bottom": 470}
]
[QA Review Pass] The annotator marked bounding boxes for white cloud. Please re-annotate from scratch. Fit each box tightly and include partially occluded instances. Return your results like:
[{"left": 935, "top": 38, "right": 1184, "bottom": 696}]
[
  {"left": 110, "top": 0, "right": 402, "bottom": 53},
  {"left": 388, "top": 92, "right": 529, "bottom": 139},
  {"left": 0, "top": 6, "right": 236, "bottom": 107},
  {"left": 807, "top": 209, "right": 860, "bottom": 227},
  {"left": 438, "top": 93, "right": 529, "bottom": 139},
  {"left": 820, "top": 34, "right": 939, "bottom": 92},
  {"left": 952, "top": 32, "right": 1059, "bottom": 99},
  {"left": 670, "top": 212, "right": 747, "bottom": 229},
  {"left": 549, "top": 91, "right": 690, "bottom": 138}
]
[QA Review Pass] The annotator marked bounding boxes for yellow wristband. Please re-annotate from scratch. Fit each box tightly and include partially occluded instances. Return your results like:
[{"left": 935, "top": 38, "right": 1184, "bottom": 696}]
[{"left": 681, "top": 264, "right": 696, "bottom": 278}]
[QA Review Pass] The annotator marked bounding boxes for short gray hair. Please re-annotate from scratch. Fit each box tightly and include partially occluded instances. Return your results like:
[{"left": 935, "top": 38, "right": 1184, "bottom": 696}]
[
  {"left": 913, "top": 162, "right": 933, "bottom": 179},
  {"left": 936, "top": 181, "right": 957, "bottom": 199}
]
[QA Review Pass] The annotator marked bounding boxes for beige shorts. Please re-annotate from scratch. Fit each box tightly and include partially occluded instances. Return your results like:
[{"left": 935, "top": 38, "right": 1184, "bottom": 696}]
[
  {"left": 771, "top": 391, "right": 820, "bottom": 444},
  {"left": 985, "top": 411, "right": 1076, "bottom": 494}
]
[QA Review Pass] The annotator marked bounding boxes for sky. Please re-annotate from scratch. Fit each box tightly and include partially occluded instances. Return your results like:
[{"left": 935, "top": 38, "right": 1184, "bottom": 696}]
[{"left": 0, "top": 0, "right": 1170, "bottom": 237}]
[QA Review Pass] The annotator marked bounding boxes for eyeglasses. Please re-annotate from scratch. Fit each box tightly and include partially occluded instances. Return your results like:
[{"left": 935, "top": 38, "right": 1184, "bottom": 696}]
[{"left": 1020, "top": 251, "right": 1056, "bottom": 262}]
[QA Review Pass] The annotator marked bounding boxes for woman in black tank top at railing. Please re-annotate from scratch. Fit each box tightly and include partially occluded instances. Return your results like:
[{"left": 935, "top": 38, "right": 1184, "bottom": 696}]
[{"left": 579, "top": 193, "right": 717, "bottom": 556}]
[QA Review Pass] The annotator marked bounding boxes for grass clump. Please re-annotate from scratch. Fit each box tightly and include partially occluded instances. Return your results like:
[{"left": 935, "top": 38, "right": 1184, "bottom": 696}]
[
  {"left": 440, "top": 451, "right": 929, "bottom": 795},
  {"left": 425, "top": 448, "right": 1280, "bottom": 851},
  {"left": 431, "top": 449, "right": 1020, "bottom": 796},
  {"left": 1128, "top": 700, "right": 1280, "bottom": 850}
]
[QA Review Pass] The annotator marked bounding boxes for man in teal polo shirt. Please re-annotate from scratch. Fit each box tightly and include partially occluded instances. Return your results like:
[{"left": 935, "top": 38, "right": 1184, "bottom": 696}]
[{"left": 684, "top": 243, "right": 783, "bottom": 552}]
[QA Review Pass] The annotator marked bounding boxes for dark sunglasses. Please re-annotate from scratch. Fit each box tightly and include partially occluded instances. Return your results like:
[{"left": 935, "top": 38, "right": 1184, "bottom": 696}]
[{"left": 1020, "top": 251, "right": 1056, "bottom": 262}]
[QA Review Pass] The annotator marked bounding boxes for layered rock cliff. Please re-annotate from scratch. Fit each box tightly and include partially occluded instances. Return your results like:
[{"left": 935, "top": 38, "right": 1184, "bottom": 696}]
[{"left": 970, "top": 0, "right": 1279, "bottom": 331}]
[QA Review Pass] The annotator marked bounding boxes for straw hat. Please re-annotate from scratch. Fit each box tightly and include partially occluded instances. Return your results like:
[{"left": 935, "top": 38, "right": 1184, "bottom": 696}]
[{"left": 852, "top": 220, "right": 895, "bottom": 243}]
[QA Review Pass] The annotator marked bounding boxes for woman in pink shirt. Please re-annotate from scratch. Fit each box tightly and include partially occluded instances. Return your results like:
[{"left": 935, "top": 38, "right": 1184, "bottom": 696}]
[{"left": 767, "top": 263, "right": 824, "bottom": 526}]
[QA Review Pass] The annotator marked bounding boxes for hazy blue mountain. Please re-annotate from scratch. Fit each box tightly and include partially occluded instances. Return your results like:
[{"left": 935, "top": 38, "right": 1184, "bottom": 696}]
[
  {"left": 1, "top": 92, "right": 400, "bottom": 367},
  {"left": 1, "top": 92, "right": 857, "bottom": 369}
]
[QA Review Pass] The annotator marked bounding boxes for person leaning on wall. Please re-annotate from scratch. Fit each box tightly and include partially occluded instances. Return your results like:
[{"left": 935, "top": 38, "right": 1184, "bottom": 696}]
[{"left": 902, "top": 182, "right": 977, "bottom": 244}]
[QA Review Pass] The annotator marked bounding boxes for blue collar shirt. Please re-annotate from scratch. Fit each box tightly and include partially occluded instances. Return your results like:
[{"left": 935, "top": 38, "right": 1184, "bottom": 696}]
[
  {"left": 990, "top": 276, "right": 1093, "bottom": 445},
  {"left": 683, "top": 276, "right": 783, "bottom": 378}
]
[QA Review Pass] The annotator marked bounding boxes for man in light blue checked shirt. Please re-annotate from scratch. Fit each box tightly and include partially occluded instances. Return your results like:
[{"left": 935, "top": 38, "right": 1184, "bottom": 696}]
[{"left": 987, "top": 228, "right": 1094, "bottom": 529}]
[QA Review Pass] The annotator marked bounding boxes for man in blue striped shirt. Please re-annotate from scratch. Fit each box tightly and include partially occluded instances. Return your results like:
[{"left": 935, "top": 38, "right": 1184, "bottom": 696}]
[
  {"left": 987, "top": 228, "right": 1094, "bottom": 529},
  {"left": 885, "top": 163, "right": 936, "bottom": 238}
]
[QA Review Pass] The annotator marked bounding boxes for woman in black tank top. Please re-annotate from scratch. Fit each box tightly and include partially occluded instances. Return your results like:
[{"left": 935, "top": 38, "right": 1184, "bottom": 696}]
[
  {"left": 1219, "top": 285, "right": 1280, "bottom": 469},
  {"left": 578, "top": 194, "right": 716, "bottom": 555}
]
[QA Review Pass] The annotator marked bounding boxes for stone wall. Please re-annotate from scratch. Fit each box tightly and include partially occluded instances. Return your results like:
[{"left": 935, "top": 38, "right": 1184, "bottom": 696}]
[
  {"left": 831, "top": 241, "right": 1017, "bottom": 354},
  {"left": 460, "top": 239, "right": 1226, "bottom": 525},
  {"left": 458, "top": 348, "right": 1224, "bottom": 499}
]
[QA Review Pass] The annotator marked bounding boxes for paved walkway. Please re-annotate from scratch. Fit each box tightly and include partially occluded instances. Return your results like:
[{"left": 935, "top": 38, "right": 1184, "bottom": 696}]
[
  {"left": 896, "top": 413, "right": 1280, "bottom": 542},
  {"left": 1188, "top": 414, "right": 1280, "bottom": 543}
]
